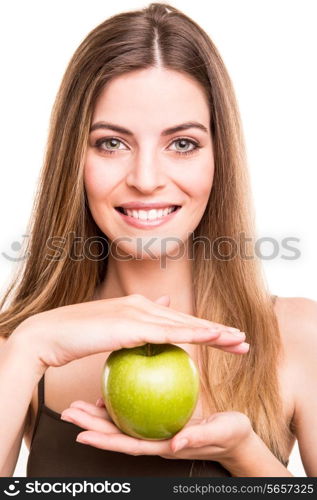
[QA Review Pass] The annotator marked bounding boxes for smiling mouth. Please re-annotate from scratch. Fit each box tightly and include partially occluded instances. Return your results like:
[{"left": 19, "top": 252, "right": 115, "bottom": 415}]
[{"left": 115, "top": 205, "right": 181, "bottom": 221}]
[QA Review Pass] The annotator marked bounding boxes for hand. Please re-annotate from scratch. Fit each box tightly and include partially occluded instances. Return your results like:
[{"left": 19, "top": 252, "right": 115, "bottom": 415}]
[
  {"left": 60, "top": 398, "right": 253, "bottom": 464},
  {"left": 12, "top": 293, "right": 248, "bottom": 369}
]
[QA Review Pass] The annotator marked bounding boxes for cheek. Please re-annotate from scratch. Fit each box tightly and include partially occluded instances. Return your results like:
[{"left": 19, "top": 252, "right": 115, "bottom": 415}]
[
  {"left": 84, "top": 154, "right": 118, "bottom": 202},
  {"left": 177, "top": 159, "right": 214, "bottom": 202}
]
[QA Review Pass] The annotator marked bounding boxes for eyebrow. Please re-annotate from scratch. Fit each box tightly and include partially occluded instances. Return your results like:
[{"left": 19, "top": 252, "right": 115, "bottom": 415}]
[{"left": 89, "top": 121, "right": 209, "bottom": 136}]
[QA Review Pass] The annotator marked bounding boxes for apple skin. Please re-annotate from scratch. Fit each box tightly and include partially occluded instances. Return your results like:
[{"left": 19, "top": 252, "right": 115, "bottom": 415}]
[{"left": 101, "top": 343, "right": 200, "bottom": 440}]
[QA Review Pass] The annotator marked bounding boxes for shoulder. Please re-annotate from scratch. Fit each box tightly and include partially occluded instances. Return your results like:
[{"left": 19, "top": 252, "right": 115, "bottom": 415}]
[
  {"left": 274, "top": 296, "right": 317, "bottom": 403},
  {"left": 274, "top": 296, "right": 317, "bottom": 365},
  {"left": 274, "top": 296, "right": 317, "bottom": 345},
  {"left": 274, "top": 295, "right": 317, "bottom": 395},
  {"left": 274, "top": 296, "right": 317, "bottom": 475}
]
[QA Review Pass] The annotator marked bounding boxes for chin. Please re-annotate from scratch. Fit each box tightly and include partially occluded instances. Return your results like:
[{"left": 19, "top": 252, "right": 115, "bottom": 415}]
[{"left": 112, "top": 237, "right": 188, "bottom": 263}]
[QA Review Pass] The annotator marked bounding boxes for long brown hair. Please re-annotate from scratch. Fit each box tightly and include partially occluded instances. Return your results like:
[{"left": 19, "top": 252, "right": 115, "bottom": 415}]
[{"left": 0, "top": 2, "right": 292, "bottom": 464}]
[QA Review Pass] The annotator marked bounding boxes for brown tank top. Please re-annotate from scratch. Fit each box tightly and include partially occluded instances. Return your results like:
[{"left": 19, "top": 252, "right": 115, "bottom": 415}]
[
  {"left": 26, "top": 373, "right": 230, "bottom": 477},
  {"left": 26, "top": 295, "right": 281, "bottom": 477}
]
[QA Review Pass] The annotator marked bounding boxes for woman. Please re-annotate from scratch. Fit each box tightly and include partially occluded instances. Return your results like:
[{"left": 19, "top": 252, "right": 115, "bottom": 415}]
[{"left": 0, "top": 3, "right": 316, "bottom": 477}]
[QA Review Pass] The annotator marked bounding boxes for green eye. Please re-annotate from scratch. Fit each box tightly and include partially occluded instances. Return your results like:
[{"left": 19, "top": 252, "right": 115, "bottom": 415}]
[
  {"left": 105, "top": 139, "right": 121, "bottom": 149},
  {"left": 96, "top": 138, "right": 123, "bottom": 150},
  {"left": 94, "top": 136, "right": 202, "bottom": 156},
  {"left": 174, "top": 139, "right": 194, "bottom": 152},
  {"left": 170, "top": 138, "right": 201, "bottom": 156}
]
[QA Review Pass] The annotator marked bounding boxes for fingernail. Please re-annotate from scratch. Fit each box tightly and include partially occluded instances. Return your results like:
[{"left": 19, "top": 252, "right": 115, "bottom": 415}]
[
  {"left": 239, "top": 342, "right": 250, "bottom": 351},
  {"left": 230, "top": 330, "right": 245, "bottom": 337},
  {"left": 76, "top": 436, "right": 88, "bottom": 444},
  {"left": 96, "top": 398, "right": 104, "bottom": 407},
  {"left": 174, "top": 438, "right": 189, "bottom": 452},
  {"left": 227, "top": 327, "right": 241, "bottom": 333},
  {"left": 61, "top": 413, "right": 73, "bottom": 422}
]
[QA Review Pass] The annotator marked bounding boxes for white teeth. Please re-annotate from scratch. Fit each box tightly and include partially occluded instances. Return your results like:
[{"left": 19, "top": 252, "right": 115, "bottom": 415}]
[
  {"left": 138, "top": 210, "right": 148, "bottom": 220},
  {"left": 123, "top": 206, "right": 177, "bottom": 220},
  {"left": 148, "top": 209, "right": 158, "bottom": 220}
]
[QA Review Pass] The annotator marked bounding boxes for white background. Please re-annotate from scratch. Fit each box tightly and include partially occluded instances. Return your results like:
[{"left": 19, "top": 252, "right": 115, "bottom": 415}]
[{"left": 0, "top": 0, "right": 315, "bottom": 477}]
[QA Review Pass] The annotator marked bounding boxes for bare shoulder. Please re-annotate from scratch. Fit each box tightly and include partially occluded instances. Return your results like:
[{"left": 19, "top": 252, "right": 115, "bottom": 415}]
[
  {"left": 274, "top": 296, "right": 317, "bottom": 413},
  {"left": 274, "top": 296, "right": 317, "bottom": 475},
  {"left": 274, "top": 296, "right": 317, "bottom": 345}
]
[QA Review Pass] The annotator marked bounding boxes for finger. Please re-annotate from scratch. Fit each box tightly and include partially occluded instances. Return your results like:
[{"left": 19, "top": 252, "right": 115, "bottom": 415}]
[
  {"left": 150, "top": 305, "right": 241, "bottom": 333},
  {"left": 62, "top": 405, "right": 116, "bottom": 430},
  {"left": 141, "top": 322, "right": 250, "bottom": 349},
  {"left": 184, "top": 417, "right": 203, "bottom": 427},
  {"left": 139, "top": 313, "right": 248, "bottom": 347},
  {"left": 139, "top": 315, "right": 247, "bottom": 346},
  {"left": 172, "top": 412, "right": 250, "bottom": 453},
  {"left": 171, "top": 419, "right": 222, "bottom": 452},
  {"left": 76, "top": 430, "right": 171, "bottom": 456},
  {"left": 214, "top": 342, "right": 250, "bottom": 354},
  {"left": 161, "top": 444, "right": 221, "bottom": 460},
  {"left": 137, "top": 322, "right": 223, "bottom": 346},
  {"left": 133, "top": 294, "right": 239, "bottom": 332},
  {"left": 153, "top": 295, "right": 170, "bottom": 307},
  {"left": 95, "top": 397, "right": 105, "bottom": 408},
  {"left": 69, "top": 400, "right": 110, "bottom": 419},
  {"left": 208, "top": 331, "right": 246, "bottom": 346}
]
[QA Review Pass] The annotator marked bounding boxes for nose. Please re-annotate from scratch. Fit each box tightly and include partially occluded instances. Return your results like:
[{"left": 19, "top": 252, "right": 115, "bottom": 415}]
[{"left": 125, "top": 149, "right": 166, "bottom": 193}]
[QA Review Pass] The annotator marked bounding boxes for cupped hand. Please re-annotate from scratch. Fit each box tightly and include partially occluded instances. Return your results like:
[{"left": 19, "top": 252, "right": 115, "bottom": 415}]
[
  {"left": 60, "top": 398, "right": 253, "bottom": 464},
  {"left": 12, "top": 293, "right": 249, "bottom": 369}
]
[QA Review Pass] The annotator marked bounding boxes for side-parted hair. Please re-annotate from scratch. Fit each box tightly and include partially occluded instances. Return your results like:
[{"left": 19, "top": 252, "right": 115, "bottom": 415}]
[{"left": 0, "top": 3, "right": 292, "bottom": 465}]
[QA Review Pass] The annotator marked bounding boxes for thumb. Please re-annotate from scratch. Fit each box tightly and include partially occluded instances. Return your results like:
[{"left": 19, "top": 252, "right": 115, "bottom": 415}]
[{"left": 153, "top": 295, "right": 170, "bottom": 307}]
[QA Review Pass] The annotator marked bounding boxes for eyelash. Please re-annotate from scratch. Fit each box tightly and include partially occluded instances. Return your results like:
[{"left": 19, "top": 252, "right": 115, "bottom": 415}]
[{"left": 93, "top": 137, "right": 202, "bottom": 156}]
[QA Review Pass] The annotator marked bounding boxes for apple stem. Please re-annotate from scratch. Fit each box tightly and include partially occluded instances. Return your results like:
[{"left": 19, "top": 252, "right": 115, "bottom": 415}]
[{"left": 146, "top": 343, "right": 152, "bottom": 356}]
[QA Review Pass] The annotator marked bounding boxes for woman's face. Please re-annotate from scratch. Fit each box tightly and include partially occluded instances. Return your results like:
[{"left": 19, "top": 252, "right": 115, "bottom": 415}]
[{"left": 84, "top": 67, "right": 214, "bottom": 259}]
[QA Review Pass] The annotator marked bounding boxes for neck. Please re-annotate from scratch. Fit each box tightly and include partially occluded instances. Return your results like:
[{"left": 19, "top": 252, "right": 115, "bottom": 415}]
[{"left": 95, "top": 239, "right": 195, "bottom": 315}]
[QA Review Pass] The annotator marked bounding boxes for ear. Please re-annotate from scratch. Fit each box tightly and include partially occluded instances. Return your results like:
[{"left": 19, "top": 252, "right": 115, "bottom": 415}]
[{"left": 153, "top": 295, "right": 171, "bottom": 307}]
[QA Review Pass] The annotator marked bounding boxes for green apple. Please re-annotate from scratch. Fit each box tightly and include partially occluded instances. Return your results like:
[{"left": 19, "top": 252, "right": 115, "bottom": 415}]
[{"left": 101, "top": 343, "right": 200, "bottom": 440}]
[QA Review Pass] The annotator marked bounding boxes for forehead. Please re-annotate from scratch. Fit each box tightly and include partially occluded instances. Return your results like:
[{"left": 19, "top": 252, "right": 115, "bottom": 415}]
[{"left": 92, "top": 67, "right": 210, "bottom": 131}]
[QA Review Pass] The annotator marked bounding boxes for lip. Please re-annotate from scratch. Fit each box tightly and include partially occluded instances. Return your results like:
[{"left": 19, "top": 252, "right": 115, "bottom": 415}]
[
  {"left": 115, "top": 206, "right": 181, "bottom": 229},
  {"left": 116, "top": 201, "right": 182, "bottom": 210}
]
